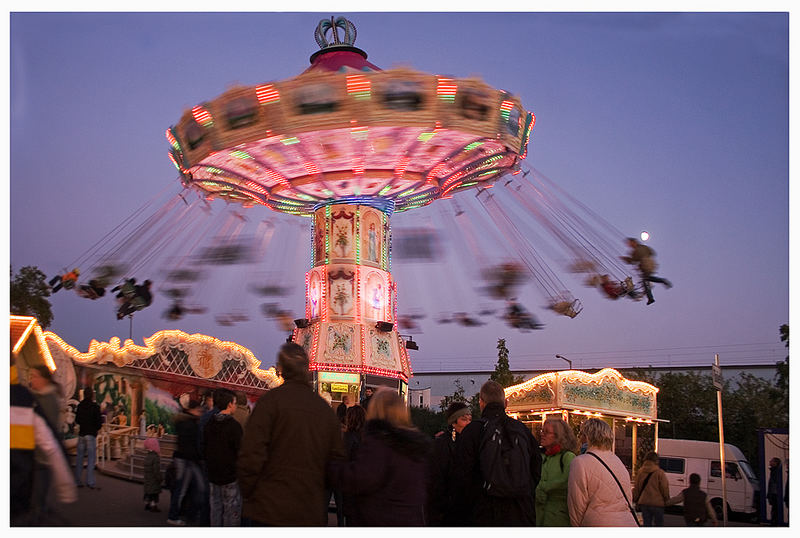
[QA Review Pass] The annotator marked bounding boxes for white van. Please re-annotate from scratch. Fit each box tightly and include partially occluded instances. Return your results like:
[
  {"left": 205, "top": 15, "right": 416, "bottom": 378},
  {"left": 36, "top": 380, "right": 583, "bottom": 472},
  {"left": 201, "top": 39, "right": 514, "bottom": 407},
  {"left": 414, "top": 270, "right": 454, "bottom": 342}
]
[{"left": 657, "top": 438, "right": 759, "bottom": 519}]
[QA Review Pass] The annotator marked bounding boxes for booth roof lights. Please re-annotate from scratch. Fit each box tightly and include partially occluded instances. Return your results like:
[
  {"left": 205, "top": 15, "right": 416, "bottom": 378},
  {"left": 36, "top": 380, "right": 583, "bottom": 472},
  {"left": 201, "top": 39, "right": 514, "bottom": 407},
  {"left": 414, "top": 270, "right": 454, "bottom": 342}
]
[
  {"left": 191, "top": 105, "right": 214, "bottom": 127},
  {"left": 205, "top": 166, "right": 224, "bottom": 174},
  {"left": 42, "top": 329, "right": 282, "bottom": 385},
  {"left": 437, "top": 78, "right": 457, "bottom": 102},
  {"left": 379, "top": 184, "right": 393, "bottom": 195},
  {"left": 168, "top": 153, "right": 181, "bottom": 170},
  {"left": 281, "top": 137, "right": 301, "bottom": 145},
  {"left": 505, "top": 368, "right": 659, "bottom": 400},
  {"left": 255, "top": 84, "right": 280, "bottom": 105},
  {"left": 11, "top": 316, "right": 56, "bottom": 371}
]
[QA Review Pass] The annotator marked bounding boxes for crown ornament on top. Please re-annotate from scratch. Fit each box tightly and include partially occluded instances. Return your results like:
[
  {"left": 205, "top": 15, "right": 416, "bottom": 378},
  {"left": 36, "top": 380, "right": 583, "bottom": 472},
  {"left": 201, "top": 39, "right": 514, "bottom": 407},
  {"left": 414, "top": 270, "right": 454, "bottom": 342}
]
[{"left": 315, "top": 16, "right": 358, "bottom": 49}]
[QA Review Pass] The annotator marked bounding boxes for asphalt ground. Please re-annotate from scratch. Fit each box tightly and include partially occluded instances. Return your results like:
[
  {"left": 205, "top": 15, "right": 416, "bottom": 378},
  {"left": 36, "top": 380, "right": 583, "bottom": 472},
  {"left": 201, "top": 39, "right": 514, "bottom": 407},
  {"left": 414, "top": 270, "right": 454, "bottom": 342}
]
[{"left": 26, "top": 470, "right": 762, "bottom": 528}]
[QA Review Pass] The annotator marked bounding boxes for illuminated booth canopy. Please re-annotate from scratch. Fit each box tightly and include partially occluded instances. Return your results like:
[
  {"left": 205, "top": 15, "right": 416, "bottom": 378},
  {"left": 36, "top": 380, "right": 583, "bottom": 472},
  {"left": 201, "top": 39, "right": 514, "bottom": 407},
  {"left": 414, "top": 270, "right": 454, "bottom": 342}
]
[{"left": 505, "top": 368, "right": 660, "bottom": 473}]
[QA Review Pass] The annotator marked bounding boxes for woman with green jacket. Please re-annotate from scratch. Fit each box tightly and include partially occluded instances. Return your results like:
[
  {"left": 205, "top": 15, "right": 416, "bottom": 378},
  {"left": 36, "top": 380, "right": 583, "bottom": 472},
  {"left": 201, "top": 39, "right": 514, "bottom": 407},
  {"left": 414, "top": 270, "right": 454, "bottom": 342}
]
[{"left": 535, "top": 417, "right": 579, "bottom": 526}]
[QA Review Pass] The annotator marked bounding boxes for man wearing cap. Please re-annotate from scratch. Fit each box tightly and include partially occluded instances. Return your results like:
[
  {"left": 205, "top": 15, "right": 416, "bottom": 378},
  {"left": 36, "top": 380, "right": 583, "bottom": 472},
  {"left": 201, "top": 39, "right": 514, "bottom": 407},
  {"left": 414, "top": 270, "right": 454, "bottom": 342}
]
[{"left": 428, "top": 401, "right": 472, "bottom": 525}]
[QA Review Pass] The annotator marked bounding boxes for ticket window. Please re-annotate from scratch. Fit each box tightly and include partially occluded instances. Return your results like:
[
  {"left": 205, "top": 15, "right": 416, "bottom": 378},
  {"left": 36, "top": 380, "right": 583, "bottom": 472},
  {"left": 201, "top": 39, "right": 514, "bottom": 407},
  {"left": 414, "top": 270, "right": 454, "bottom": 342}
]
[{"left": 317, "top": 371, "right": 361, "bottom": 412}]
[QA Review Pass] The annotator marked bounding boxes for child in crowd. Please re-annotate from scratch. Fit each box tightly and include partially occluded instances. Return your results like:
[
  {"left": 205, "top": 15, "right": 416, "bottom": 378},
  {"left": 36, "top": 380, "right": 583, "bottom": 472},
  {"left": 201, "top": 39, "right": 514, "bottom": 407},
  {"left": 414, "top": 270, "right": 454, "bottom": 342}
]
[{"left": 143, "top": 437, "right": 162, "bottom": 512}]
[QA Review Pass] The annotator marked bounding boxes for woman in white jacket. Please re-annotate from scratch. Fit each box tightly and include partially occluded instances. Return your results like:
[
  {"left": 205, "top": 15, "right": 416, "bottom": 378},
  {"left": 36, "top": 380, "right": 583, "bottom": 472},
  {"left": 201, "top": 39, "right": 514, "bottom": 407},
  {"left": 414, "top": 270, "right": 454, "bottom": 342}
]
[{"left": 567, "top": 418, "right": 637, "bottom": 527}]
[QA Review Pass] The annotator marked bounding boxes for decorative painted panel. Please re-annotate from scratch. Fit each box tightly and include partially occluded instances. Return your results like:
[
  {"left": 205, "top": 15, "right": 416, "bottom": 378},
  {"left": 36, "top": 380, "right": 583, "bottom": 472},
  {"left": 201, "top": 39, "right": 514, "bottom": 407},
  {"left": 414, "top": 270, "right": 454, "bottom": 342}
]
[
  {"left": 327, "top": 265, "right": 356, "bottom": 318},
  {"left": 360, "top": 208, "right": 383, "bottom": 267},
  {"left": 365, "top": 327, "right": 401, "bottom": 372},
  {"left": 321, "top": 323, "right": 361, "bottom": 366},
  {"left": 330, "top": 206, "right": 356, "bottom": 261},
  {"left": 363, "top": 270, "right": 387, "bottom": 322}
]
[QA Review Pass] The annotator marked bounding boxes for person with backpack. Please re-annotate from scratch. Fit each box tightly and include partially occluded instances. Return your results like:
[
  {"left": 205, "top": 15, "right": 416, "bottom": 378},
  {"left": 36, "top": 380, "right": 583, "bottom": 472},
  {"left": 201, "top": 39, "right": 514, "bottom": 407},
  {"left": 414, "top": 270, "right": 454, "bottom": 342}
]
[
  {"left": 632, "top": 451, "right": 671, "bottom": 526},
  {"left": 453, "top": 380, "right": 542, "bottom": 526},
  {"left": 567, "top": 418, "right": 638, "bottom": 526},
  {"left": 665, "top": 473, "right": 718, "bottom": 526},
  {"left": 535, "top": 416, "right": 578, "bottom": 526}
]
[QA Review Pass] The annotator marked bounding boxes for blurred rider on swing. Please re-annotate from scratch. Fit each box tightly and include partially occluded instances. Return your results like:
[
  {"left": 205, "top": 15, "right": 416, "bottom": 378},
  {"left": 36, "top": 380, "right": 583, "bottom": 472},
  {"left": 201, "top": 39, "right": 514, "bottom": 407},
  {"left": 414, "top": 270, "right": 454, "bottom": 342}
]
[{"left": 620, "top": 238, "right": 672, "bottom": 305}]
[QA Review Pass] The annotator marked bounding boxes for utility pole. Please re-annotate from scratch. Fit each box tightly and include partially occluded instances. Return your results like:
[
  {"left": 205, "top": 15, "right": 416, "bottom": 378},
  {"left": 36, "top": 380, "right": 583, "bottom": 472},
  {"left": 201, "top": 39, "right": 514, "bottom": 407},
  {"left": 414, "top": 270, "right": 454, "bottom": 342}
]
[{"left": 712, "top": 353, "right": 728, "bottom": 527}]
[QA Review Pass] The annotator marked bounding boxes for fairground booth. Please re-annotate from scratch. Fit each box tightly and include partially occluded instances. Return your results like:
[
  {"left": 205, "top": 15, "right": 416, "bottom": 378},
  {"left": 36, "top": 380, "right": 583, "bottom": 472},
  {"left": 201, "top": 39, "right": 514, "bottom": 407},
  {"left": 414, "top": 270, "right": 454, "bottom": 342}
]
[{"left": 504, "top": 368, "right": 660, "bottom": 474}]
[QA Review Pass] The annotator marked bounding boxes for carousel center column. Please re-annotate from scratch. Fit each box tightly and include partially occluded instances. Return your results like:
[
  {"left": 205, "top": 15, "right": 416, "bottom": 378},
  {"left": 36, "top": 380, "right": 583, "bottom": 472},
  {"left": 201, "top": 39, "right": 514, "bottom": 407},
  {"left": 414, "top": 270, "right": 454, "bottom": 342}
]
[{"left": 292, "top": 201, "right": 412, "bottom": 402}]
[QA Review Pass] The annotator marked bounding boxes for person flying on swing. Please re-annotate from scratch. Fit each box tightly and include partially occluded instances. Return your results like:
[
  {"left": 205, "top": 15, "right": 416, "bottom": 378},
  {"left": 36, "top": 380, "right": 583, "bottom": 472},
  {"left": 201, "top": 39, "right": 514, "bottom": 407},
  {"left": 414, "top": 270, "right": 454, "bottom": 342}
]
[{"left": 620, "top": 238, "right": 672, "bottom": 305}]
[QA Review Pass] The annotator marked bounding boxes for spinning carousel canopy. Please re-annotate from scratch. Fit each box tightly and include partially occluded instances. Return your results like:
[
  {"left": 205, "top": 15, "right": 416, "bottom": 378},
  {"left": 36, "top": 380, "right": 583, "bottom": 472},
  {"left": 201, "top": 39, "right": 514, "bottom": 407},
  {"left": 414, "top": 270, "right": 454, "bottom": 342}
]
[{"left": 167, "top": 17, "right": 535, "bottom": 216}]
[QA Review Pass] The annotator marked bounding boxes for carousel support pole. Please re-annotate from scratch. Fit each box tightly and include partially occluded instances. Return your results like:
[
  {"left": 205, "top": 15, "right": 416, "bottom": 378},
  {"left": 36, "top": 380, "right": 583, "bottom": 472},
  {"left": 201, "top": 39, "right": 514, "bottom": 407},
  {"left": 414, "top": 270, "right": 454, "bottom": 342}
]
[{"left": 632, "top": 422, "right": 638, "bottom": 474}]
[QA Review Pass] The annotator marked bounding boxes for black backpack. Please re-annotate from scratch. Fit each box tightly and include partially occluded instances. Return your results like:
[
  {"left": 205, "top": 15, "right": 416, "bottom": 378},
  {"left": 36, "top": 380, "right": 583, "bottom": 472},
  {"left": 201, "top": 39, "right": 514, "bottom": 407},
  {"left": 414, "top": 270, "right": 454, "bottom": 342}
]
[{"left": 479, "top": 416, "right": 532, "bottom": 497}]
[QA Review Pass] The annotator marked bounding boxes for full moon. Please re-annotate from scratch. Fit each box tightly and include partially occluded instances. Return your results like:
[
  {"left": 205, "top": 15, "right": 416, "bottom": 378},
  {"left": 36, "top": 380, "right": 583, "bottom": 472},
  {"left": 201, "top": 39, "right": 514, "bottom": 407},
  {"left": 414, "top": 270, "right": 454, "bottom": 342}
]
[{"left": 640, "top": 231, "right": 650, "bottom": 241}]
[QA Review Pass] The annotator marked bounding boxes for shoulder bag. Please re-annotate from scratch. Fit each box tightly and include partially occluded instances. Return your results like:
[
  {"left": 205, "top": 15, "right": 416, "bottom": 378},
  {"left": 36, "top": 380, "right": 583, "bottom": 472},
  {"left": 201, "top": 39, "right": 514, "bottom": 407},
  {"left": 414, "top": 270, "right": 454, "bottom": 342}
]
[
  {"left": 586, "top": 452, "right": 642, "bottom": 527},
  {"left": 633, "top": 471, "right": 654, "bottom": 510}
]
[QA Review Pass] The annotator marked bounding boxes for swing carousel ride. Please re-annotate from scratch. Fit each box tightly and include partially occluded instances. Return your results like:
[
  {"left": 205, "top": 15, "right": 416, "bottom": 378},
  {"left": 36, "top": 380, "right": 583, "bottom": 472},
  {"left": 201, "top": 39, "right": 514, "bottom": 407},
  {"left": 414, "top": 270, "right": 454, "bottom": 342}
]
[{"left": 49, "top": 17, "right": 663, "bottom": 394}]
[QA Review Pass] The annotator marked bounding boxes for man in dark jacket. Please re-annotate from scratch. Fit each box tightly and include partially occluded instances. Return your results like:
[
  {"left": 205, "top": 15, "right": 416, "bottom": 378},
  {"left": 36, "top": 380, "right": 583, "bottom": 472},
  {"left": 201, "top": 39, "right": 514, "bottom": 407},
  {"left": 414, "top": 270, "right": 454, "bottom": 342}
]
[
  {"left": 428, "top": 401, "right": 472, "bottom": 525},
  {"left": 237, "top": 342, "right": 344, "bottom": 526},
  {"left": 768, "top": 457, "right": 784, "bottom": 525},
  {"left": 454, "top": 380, "right": 542, "bottom": 526},
  {"left": 167, "top": 399, "right": 205, "bottom": 526},
  {"left": 204, "top": 388, "right": 243, "bottom": 526},
  {"left": 74, "top": 387, "right": 103, "bottom": 489}
]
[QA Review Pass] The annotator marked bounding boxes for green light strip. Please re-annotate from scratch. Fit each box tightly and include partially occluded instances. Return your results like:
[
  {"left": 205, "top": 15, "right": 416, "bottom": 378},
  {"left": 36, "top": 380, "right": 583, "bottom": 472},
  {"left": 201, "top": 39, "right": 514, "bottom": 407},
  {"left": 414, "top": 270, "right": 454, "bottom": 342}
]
[
  {"left": 397, "top": 188, "right": 416, "bottom": 198},
  {"left": 325, "top": 205, "right": 331, "bottom": 265},
  {"left": 355, "top": 207, "right": 361, "bottom": 264},
  {"left": 281, "top": 137, "right": 300, "bottom": 145}
]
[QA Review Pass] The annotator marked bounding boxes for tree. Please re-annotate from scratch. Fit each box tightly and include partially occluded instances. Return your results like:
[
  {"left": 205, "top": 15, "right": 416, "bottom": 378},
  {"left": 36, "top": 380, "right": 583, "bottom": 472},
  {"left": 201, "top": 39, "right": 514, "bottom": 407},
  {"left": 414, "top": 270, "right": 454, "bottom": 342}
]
[
  {"left": 410, "top": 406, "right": 445, "bottom": 438},
  {"left": 490, "top": 338, "right": 525, "bottom": 388},
  {"left": 724, "top": 372, "right": 788, "bottom": 463},
  {"left": 776, "top": 324, "right": 789, "bottom": 399},
  {"left": 653, "top": 371, "right": 719, "bottom": 441},
  {"left": 438, "top": 378, "right": 468, "bottom": 413},
  {"left": 10, "top": 265, "right": 54, "bottom": 328},
  {"left": 439, "top": 378, "right": 481, "bottom": 419}
]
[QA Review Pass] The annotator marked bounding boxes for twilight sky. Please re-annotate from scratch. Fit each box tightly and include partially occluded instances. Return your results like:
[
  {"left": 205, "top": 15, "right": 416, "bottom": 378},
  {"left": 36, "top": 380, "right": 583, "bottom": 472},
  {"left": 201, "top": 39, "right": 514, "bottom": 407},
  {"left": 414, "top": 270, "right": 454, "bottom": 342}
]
[{"left": 8, "top": 11, "right": 790, "bottom": 375}]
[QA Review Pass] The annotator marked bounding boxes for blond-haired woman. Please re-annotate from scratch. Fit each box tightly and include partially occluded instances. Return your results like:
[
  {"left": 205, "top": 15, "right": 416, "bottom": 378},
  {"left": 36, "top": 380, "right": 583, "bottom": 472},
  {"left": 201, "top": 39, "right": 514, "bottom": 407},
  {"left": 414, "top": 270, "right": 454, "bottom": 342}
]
[
  {"left": 329, "top": 388, "right": 432, "bottom": 525},
  {"left": 567, "top": 418, "right": 637, "bottom": 526},
  {"left": 535, "top": 416, "right": 578, "bottom": 526}
]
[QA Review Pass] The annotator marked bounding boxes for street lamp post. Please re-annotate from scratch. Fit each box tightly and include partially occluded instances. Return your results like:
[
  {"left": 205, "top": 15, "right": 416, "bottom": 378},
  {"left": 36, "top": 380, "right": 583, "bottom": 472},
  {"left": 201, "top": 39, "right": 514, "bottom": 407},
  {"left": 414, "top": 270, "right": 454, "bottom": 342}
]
[{"left": 555, "top": 354, "right": 572, "bottom": 369}]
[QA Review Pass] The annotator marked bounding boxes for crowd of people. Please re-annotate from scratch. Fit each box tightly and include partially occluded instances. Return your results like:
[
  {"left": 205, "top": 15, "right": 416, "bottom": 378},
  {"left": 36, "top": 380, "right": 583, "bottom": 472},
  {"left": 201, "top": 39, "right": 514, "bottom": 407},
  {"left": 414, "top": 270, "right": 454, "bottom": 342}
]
[
  {"left": 12, "top": 342, "right": 726, "bottom": 528},
  {"left": 143, "top": 343, "right": 720, "bottom": 527}
]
